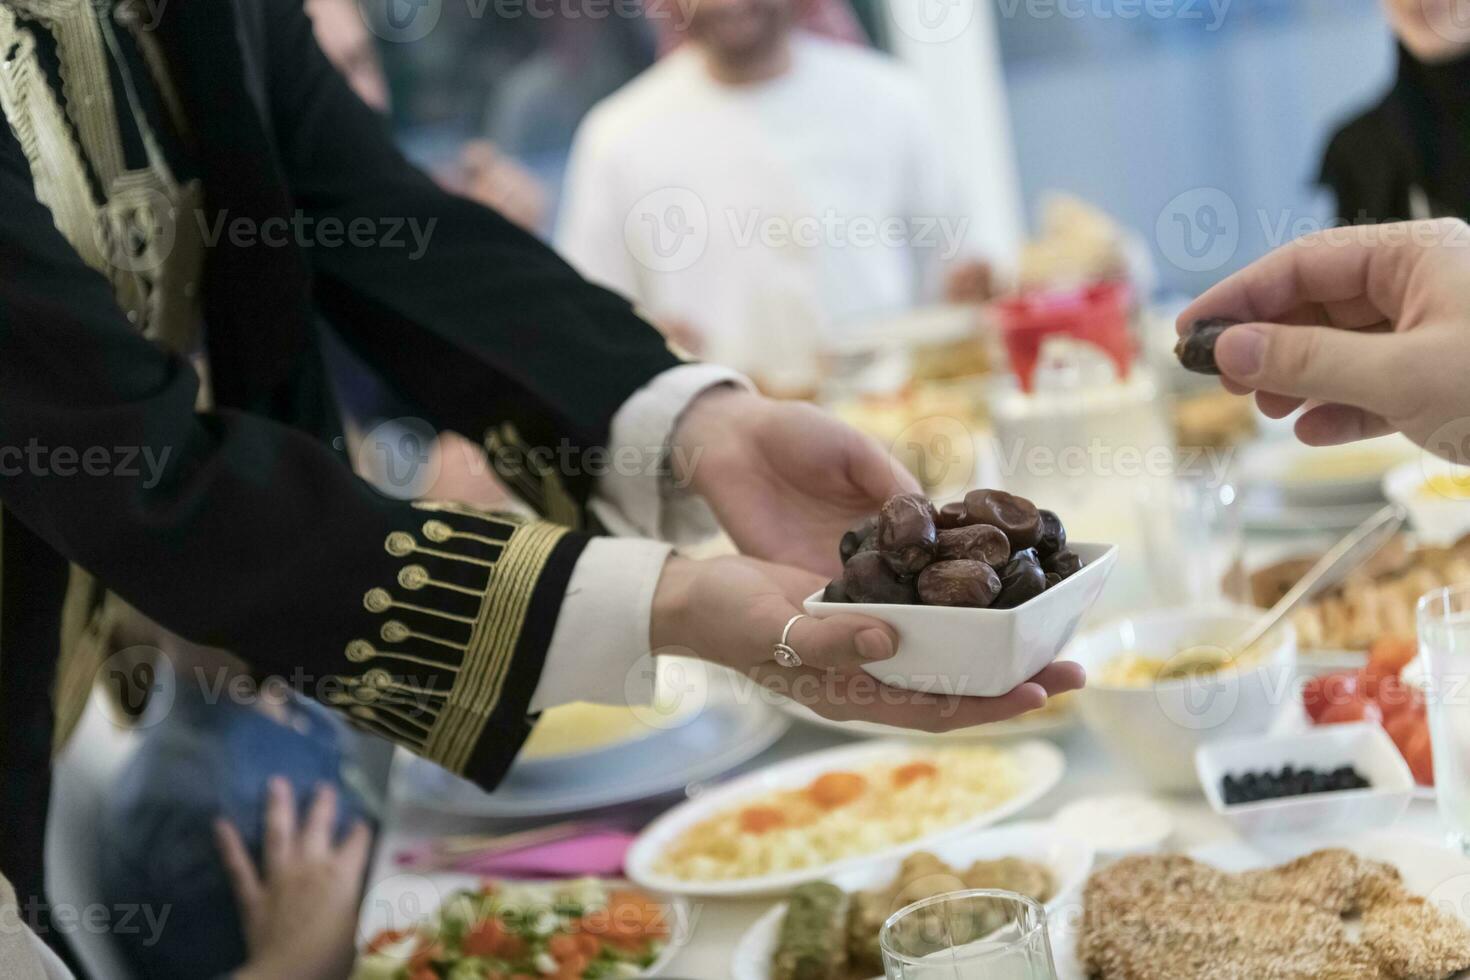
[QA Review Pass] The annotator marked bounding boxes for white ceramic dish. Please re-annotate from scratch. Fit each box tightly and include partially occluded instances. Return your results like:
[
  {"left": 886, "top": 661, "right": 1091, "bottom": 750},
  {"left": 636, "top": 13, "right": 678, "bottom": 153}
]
[
  {"left": 1064, "top": 606, "right": 1296, "bottom": 791},
  {"left": 1195, "top": 723, "right": 1414, "bottom": 838},
  {"left": 804, "top": 543, "right": 1117, "bottom": 698},
  {"left": 773, "top": 692, "right": 1078, "bottom": 742},
  {"left": 1240, "top": 434, "right": 1416, "bottom": 507},
  {"left": 1385, "top": 457, "right": 1470, "bottom": 547},
  {"left": 355, "top": 875, "right": 687, "bottom": 976},
  {"left": 624, "top": 738, "right": 1065, "bottom": 898},
  {"left": 729, "top": 821, "right": 1093, "bottom": 980},
  {"left": 393, "top": 671, "right": 790, "bottom": 818}
]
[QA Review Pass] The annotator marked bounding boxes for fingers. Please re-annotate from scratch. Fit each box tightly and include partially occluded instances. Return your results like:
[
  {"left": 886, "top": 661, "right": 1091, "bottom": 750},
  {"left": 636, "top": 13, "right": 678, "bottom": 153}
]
[
  {"left": 263, "top": 776, "right": 297, "bottom": 875},
  {"left": 1026, "top": 661, "right": 1086, "bottom": 697},
  {"left": 1294, "top": 403, "right": 1395, "bottom": 446},
  {"left": 336, "top": 821, "right": 374, "bottom": 880},
  {"left": 1255, "top": 391, "right": 1305, "bottom": 420},
  {"left": 747, "top": 661, "right": 1075, "bottom": 734},
  {"left": 1178, "top": 223, "right": 1424, "bottom": 328},
  {"left": 302, "top": 785, "right": 339, "bottom": 861},
  {"left": 214, "top": 818, "right": 263, "bottom": 913},
  {"left": 847, "top": 427, "right": 921, "bottom": 499},
  {"left": 775, "top": 608, "right": 898, "bottom": 672},
  {"left": 1211, "top": 322, "right": 1416, "bottom": 419}
]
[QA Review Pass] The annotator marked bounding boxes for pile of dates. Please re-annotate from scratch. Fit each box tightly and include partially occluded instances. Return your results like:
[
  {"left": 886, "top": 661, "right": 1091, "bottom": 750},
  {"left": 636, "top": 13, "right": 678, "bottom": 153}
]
[{"left": 823, "top": 490, "right": 1083, "bottom": 609}]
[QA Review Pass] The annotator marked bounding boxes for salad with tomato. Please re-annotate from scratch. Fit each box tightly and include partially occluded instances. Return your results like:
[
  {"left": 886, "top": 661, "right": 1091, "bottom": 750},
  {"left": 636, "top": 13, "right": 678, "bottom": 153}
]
[
  {"left": 1303, "top": 637, "right": 1433, "bottom": 786},
  {"left": 355, "top": 879, "right": 670, "bottom": 980}
]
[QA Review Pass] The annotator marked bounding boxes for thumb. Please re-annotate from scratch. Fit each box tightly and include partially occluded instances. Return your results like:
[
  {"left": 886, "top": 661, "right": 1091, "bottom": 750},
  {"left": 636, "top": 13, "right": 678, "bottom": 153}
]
[{"left": 1214, "top": 323, "right": 1415, "bottom": 418}]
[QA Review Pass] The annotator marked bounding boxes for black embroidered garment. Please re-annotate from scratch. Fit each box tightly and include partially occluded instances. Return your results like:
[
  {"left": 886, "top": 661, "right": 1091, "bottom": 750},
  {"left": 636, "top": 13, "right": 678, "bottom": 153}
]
[
  {"left": 0, "top": 0, "right": 680, "bottom": 943},
  {"left": 1320, "top": 43, "right": 1470, "bottom": 224}
]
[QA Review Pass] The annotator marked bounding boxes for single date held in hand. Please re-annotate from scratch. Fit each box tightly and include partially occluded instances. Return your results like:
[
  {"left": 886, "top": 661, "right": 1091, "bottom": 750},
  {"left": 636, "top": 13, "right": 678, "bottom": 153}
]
[
  {"left": 1175, "top": 317, "right": 1243, "bottom": 375},
  {"left": 822, "top": 490, "right": 1083, "bottom": 609}
]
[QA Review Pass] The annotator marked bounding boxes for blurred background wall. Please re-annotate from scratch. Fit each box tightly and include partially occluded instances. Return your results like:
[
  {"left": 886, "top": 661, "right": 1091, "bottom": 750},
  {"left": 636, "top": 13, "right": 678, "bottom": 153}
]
[{"left": 378, "top": 0, "right": 1399, "bottom": 297}]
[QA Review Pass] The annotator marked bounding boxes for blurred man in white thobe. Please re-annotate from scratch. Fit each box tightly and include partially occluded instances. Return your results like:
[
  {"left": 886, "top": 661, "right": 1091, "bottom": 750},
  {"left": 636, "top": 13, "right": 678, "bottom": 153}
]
[{"left": 556, "top": 0, "right": 994, "bottom": 385}]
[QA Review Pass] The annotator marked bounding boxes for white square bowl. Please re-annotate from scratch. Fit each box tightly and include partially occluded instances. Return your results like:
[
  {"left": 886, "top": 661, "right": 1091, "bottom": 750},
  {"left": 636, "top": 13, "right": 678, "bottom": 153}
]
[
  {"left": 803, "top": 542, "right": 1117, "bottom": 697},
  {"left": 1064, "top": 606, "right": 1297, "bottom": 791},
  {"left": 1195, "top": 723, "right": 1414, "bottom": 838}
]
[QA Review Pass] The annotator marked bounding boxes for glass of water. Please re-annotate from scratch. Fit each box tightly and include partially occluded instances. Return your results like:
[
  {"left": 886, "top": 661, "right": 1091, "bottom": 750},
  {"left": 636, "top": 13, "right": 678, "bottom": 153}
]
[
  {"left": 1419, "top": 585, "right": 1470, "bottom": 852},
  {"left": 880, "top": 889, "right": 1058, "bottom": 980}
]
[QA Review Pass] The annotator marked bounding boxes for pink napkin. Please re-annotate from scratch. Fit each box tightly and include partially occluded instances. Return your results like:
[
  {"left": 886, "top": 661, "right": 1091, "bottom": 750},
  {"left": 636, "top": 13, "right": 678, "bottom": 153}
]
[{"left": 400, "top": 830, "right": 637, "bottom": 879}]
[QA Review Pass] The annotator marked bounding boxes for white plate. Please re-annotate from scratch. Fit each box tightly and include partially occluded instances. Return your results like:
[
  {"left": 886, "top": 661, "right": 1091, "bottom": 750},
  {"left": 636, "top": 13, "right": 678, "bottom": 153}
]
[
  {"left": 806, "top": 543, "right": 1118, "bottom": 698},
  {"left": 729, "top": 821, "right": 1093, "bottom": 980},
  {"left": 1240, "top": 435, "right": 1417, "bottom": 507},
  {"left": 773, "top": 693, "right": 1078, "bottom": 742},
  {"left": 624, "top": 738, "right": 1065, "bottom": 898},
  {"left": 1055, "top": 832, "right": 1470, "bottom": 980},
  {"left": 355, "top": 874, "right": 687, "bottom": 976},
  {"left": 392, "top": 670, "right": 790, "bottom": 818},
  {"left": 517, "top": 660, "right": 706, "bottom": 769},
  {"left": 1239, "top": 491, "right": 1386, "bottom": 535}
]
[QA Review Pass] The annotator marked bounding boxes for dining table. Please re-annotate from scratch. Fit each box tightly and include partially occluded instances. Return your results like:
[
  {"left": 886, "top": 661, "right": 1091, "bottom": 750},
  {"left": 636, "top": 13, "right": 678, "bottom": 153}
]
[
  {"left": 362, "top": 704, "right": 1458, "bottom": 978},
  {"left": 358, "top": 429, "right": 1455, "bottom": 978}
]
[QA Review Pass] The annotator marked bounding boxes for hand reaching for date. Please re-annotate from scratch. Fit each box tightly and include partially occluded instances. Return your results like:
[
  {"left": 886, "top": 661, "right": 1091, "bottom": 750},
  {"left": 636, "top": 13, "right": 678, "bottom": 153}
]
[
  {"left": 673, "top": 387, "right": 920, "bottom": 576},
  {"left": 650, "top": 554, "right": 1085, "bottom": 732},
  {"left": 1178, "top": 219, "right": 1470, "bottom": 458}
]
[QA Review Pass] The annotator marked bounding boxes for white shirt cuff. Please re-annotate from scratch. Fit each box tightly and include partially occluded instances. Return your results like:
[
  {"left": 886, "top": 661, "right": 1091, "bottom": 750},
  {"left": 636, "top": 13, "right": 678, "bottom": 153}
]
[
  {"left": 529, "top": 536, "right": 674, "bottom": 711},
  {"left": 589, "top": 362, "right": 751, "bottom": 546}
]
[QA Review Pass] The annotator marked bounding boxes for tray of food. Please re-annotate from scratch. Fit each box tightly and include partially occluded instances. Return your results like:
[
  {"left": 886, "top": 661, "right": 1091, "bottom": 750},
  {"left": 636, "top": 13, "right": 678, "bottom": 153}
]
[
  {"left": 1248, "top": 534, "right": 1470, "bottom": 660},
  {"left": 810, "top": 490, "right": 1116, "bottom": 697},
  {"left": 1072, "top": 838, "right": 1470, "bottom": 980},
  {"left": 730, "top": 821, "right": 1092, "bottom": 980},
  {"left": 353, "top": 877, "right": 683, "bottom": 980},
  {"left": 623, "top": 738, "right": 1064, "bottom": 898},
  {"left": 1273, "top": 635, "right": 1435, "bottom": 797}
]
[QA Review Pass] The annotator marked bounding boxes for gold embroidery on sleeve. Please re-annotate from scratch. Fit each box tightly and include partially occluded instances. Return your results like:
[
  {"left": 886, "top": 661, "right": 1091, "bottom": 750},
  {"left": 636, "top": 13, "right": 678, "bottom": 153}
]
[
  {"left": 483, "top": 423, "right": 582, "bottom": 530},
  {"left": 337, "top": 504, "right": 568, "bottom": 776}
]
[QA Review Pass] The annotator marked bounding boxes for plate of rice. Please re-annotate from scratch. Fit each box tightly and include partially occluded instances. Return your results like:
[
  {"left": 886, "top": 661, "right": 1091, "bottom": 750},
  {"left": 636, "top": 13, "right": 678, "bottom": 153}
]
[{"left": 624, "top": 739, "right": 1064, "bottom": 897}]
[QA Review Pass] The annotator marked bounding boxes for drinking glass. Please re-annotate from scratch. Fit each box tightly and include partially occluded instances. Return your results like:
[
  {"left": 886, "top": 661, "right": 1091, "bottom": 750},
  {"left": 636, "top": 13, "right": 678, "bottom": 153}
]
[
  {"left": 1134, "top": 476, "right": 1243, "bottom": 609},
  {"left": 880, "top": 889, "right": 1058, "bottom": 980},
  {"left": 1420, "top": 585, "right": 1470, "bottom": 852}
]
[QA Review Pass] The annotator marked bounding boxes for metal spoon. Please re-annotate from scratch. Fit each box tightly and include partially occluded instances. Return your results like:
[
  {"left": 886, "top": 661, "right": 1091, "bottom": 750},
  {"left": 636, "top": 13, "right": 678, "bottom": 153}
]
[
  {"left": 1230, "top": 502, "right": 1408, "bottom": 655},
  {"left": 1153, "top": 503, "right": 1408, "bottom": 680}
]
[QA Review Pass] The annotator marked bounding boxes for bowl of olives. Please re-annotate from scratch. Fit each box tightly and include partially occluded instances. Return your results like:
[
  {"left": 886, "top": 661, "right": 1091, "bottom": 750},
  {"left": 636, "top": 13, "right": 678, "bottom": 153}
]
[{"left": 805, "top": 490, "right": 1117, "bottom": 698}]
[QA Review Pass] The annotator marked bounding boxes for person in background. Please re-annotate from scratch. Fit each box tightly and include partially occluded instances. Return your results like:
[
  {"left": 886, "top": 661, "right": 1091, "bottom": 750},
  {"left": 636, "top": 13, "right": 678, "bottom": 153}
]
[
  {"left": 98, "top": 655, "right": 374, "bottom": 980},
  {"left": 455, "top": 140, "right": 549, "bottom": 236},
  {"left": 556, "top": 0, "right": 995, "bottom": 380},
  {"left": 305, "top": 0, "right": 391, "bottom": 113},
  {"left": 305, "top": 0, "right": 521, "bottom": 508},
  {"left": 648, "top": 0, "right": 869, "bottom": 54},
  {"left": 1320, "top": 0, "right": 1470, "bottom": 224},
  {"left": 487, "top": 18, "right": 655, "bottom": 173}
]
